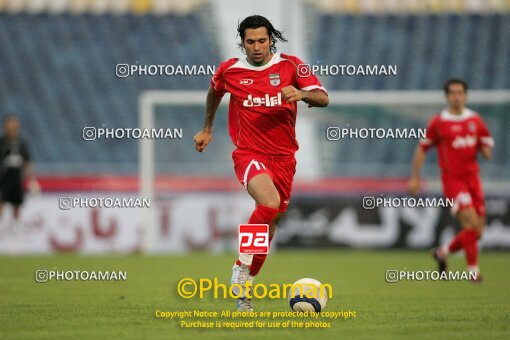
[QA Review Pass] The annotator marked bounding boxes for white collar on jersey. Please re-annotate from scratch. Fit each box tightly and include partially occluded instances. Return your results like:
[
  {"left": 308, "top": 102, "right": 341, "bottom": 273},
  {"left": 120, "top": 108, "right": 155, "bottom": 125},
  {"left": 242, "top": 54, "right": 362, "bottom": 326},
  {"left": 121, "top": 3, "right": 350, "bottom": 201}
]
[
  {"left": 440, "top": 108, "right": 475, "bottom": 121},
  {"left": 231, "top": 52, "right": 282, "bottom": 71}
]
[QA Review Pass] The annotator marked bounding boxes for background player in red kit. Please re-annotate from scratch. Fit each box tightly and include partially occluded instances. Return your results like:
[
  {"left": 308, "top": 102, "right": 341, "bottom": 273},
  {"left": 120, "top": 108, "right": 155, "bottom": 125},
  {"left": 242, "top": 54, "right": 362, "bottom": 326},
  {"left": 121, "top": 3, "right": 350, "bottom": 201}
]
[
  {"left": 194, "top": 15, "right": 328, "bottom": 310},
  {"left": 408, "top": 79, "right": 493, "bottom": 282}
]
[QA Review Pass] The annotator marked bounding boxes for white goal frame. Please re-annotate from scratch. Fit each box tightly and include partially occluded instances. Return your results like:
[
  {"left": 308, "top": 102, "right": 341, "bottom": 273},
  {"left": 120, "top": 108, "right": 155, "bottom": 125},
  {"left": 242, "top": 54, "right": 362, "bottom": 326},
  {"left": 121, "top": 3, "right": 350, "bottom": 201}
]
[{"left": 138, "top": 90, "right": 509, "bottom": 252}]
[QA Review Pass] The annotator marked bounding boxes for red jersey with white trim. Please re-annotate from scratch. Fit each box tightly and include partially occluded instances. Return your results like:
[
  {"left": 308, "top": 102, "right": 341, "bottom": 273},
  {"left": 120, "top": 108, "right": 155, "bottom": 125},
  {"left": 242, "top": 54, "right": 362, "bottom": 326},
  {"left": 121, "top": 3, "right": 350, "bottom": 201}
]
[
  {"left": 419, "top": 108, "right": 494, "bottom": 176},
  {"left": 210, "top": 53, "right": 327, "bottom": 156}
]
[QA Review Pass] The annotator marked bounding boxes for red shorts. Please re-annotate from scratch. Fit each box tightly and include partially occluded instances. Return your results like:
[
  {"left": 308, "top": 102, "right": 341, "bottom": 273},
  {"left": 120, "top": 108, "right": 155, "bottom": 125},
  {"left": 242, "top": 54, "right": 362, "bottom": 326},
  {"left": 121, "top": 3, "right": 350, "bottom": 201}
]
[
  {"left": 232, "top": 149, "right": 296, "bottom": 213},
  {"left": 441, "top": 172, "right": 485, "bottom": 216}
]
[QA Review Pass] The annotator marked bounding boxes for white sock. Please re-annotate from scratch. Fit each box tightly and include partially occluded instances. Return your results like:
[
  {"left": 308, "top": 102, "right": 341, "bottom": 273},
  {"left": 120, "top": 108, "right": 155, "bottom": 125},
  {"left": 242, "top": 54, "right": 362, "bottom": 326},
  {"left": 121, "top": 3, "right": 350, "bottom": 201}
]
[
  {"left": 238, "top": 253, "right": 253, "bottom": 266},
  {"left": 441, "top": 244, "right": 449, "bottom": 256},
  {"left": 468, "top": 265, "right": 479, "bottom": 274}
]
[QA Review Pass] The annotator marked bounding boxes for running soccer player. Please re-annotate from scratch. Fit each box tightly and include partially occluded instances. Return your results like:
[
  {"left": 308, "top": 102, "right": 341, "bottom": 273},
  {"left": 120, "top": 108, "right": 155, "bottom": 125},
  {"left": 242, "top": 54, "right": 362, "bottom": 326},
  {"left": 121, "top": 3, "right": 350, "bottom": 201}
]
[
  {"left": 408, "top": 79, "right": 493, "bottom": 282},
  {"left": 194, "top": 15, "right": 328, "bottom": 310},
  {"left": 0, "top": 115, "right": 39, "bottom": 234}
]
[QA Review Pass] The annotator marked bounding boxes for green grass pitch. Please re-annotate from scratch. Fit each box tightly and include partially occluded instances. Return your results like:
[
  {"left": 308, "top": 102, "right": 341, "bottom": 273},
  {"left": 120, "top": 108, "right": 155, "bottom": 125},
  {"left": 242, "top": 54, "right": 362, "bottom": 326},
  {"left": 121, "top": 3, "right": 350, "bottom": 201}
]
[{"left": 1, "top": 250, "right": 509, "bottom": 339}]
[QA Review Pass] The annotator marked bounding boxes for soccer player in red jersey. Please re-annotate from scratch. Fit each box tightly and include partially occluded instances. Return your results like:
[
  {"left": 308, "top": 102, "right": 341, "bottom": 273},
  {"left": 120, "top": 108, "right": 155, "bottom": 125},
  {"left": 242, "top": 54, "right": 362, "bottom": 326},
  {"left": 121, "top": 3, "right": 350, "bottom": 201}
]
[
  {"left": 408, "top": 79, "right": 494, "bottom": 282},
  {"left": 194, "top": 15, "right": 328, "bottom": 310}
]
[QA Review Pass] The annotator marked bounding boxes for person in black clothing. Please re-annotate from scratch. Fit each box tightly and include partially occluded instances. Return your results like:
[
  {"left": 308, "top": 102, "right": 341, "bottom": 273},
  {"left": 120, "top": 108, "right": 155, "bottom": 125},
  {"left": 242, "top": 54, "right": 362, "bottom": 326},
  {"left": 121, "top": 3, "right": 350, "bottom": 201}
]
[{"left": 0, "top": 115, "right": 39, "bottom": 227}]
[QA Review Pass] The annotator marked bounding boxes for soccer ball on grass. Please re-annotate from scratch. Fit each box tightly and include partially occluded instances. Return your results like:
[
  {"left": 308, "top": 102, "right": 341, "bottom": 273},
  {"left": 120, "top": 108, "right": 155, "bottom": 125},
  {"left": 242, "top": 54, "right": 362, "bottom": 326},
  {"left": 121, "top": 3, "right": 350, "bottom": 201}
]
[{"left": 288, "top": 278, "right": 328, "bottom": 312}]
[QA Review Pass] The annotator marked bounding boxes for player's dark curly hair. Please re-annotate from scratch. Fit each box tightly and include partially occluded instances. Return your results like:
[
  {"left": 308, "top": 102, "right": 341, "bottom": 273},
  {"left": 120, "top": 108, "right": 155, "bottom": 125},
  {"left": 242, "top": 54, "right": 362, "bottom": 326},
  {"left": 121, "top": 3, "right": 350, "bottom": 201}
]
[
  {"left": 444, "top": 78, "right": 468, "bottom": 94},
  {"left": 237, "top": 15, "right": 287, "bottom": 54}
]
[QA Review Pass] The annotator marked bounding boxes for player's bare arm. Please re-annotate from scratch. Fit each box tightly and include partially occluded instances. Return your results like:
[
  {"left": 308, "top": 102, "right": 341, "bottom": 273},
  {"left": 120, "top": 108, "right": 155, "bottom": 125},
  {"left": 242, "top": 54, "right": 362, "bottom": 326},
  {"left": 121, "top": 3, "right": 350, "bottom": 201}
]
[
  {"left": 281, "top": 86, "right": 329, "bottom": 107},
  {"left": 408, "top": 146, "right": 426, "bottom": 195},
  {"left": 193, "top": 86, "right": 222, "bottom": 152},
  {"left": 480, "top": 145, "right": 492, "bottom": 160}
]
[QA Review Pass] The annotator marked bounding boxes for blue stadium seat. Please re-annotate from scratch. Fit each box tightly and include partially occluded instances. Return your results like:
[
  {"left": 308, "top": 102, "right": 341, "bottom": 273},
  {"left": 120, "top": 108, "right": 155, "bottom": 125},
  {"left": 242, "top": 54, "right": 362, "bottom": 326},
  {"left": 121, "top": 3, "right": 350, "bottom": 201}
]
[
  {"left": 313, "top": 14, "right": 510, "bottom": 90},
  {"left": 0, "top": 13, "right": 220, "bottom": 174}
]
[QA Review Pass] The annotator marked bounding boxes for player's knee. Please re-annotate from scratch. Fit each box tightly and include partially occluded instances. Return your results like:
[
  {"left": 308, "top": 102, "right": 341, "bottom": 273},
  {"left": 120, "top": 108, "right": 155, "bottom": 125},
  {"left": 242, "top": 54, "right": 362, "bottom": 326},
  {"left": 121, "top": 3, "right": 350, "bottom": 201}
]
[
  {"left": 462, "top": 216, "right": 478, "bottom": 229},
  {"left": 458, "top": 208, "right": 477, "bottom": 228},
  {"left": 259, "top": 195, "right": 280, "bottom": 210},
  {"left": 460, "top": 218, "right": 476, "bottom": 229},
  {"left": 263, "top": 200, "right": 280, "bottom": 211}
]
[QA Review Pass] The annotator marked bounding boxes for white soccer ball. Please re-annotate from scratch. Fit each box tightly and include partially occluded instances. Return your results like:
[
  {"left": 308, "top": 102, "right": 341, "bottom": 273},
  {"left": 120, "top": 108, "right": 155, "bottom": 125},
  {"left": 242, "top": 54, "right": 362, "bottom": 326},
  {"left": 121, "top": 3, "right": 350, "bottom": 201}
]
[{"left": 288, "top": 278, "right": 328, "bottom": 312}]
